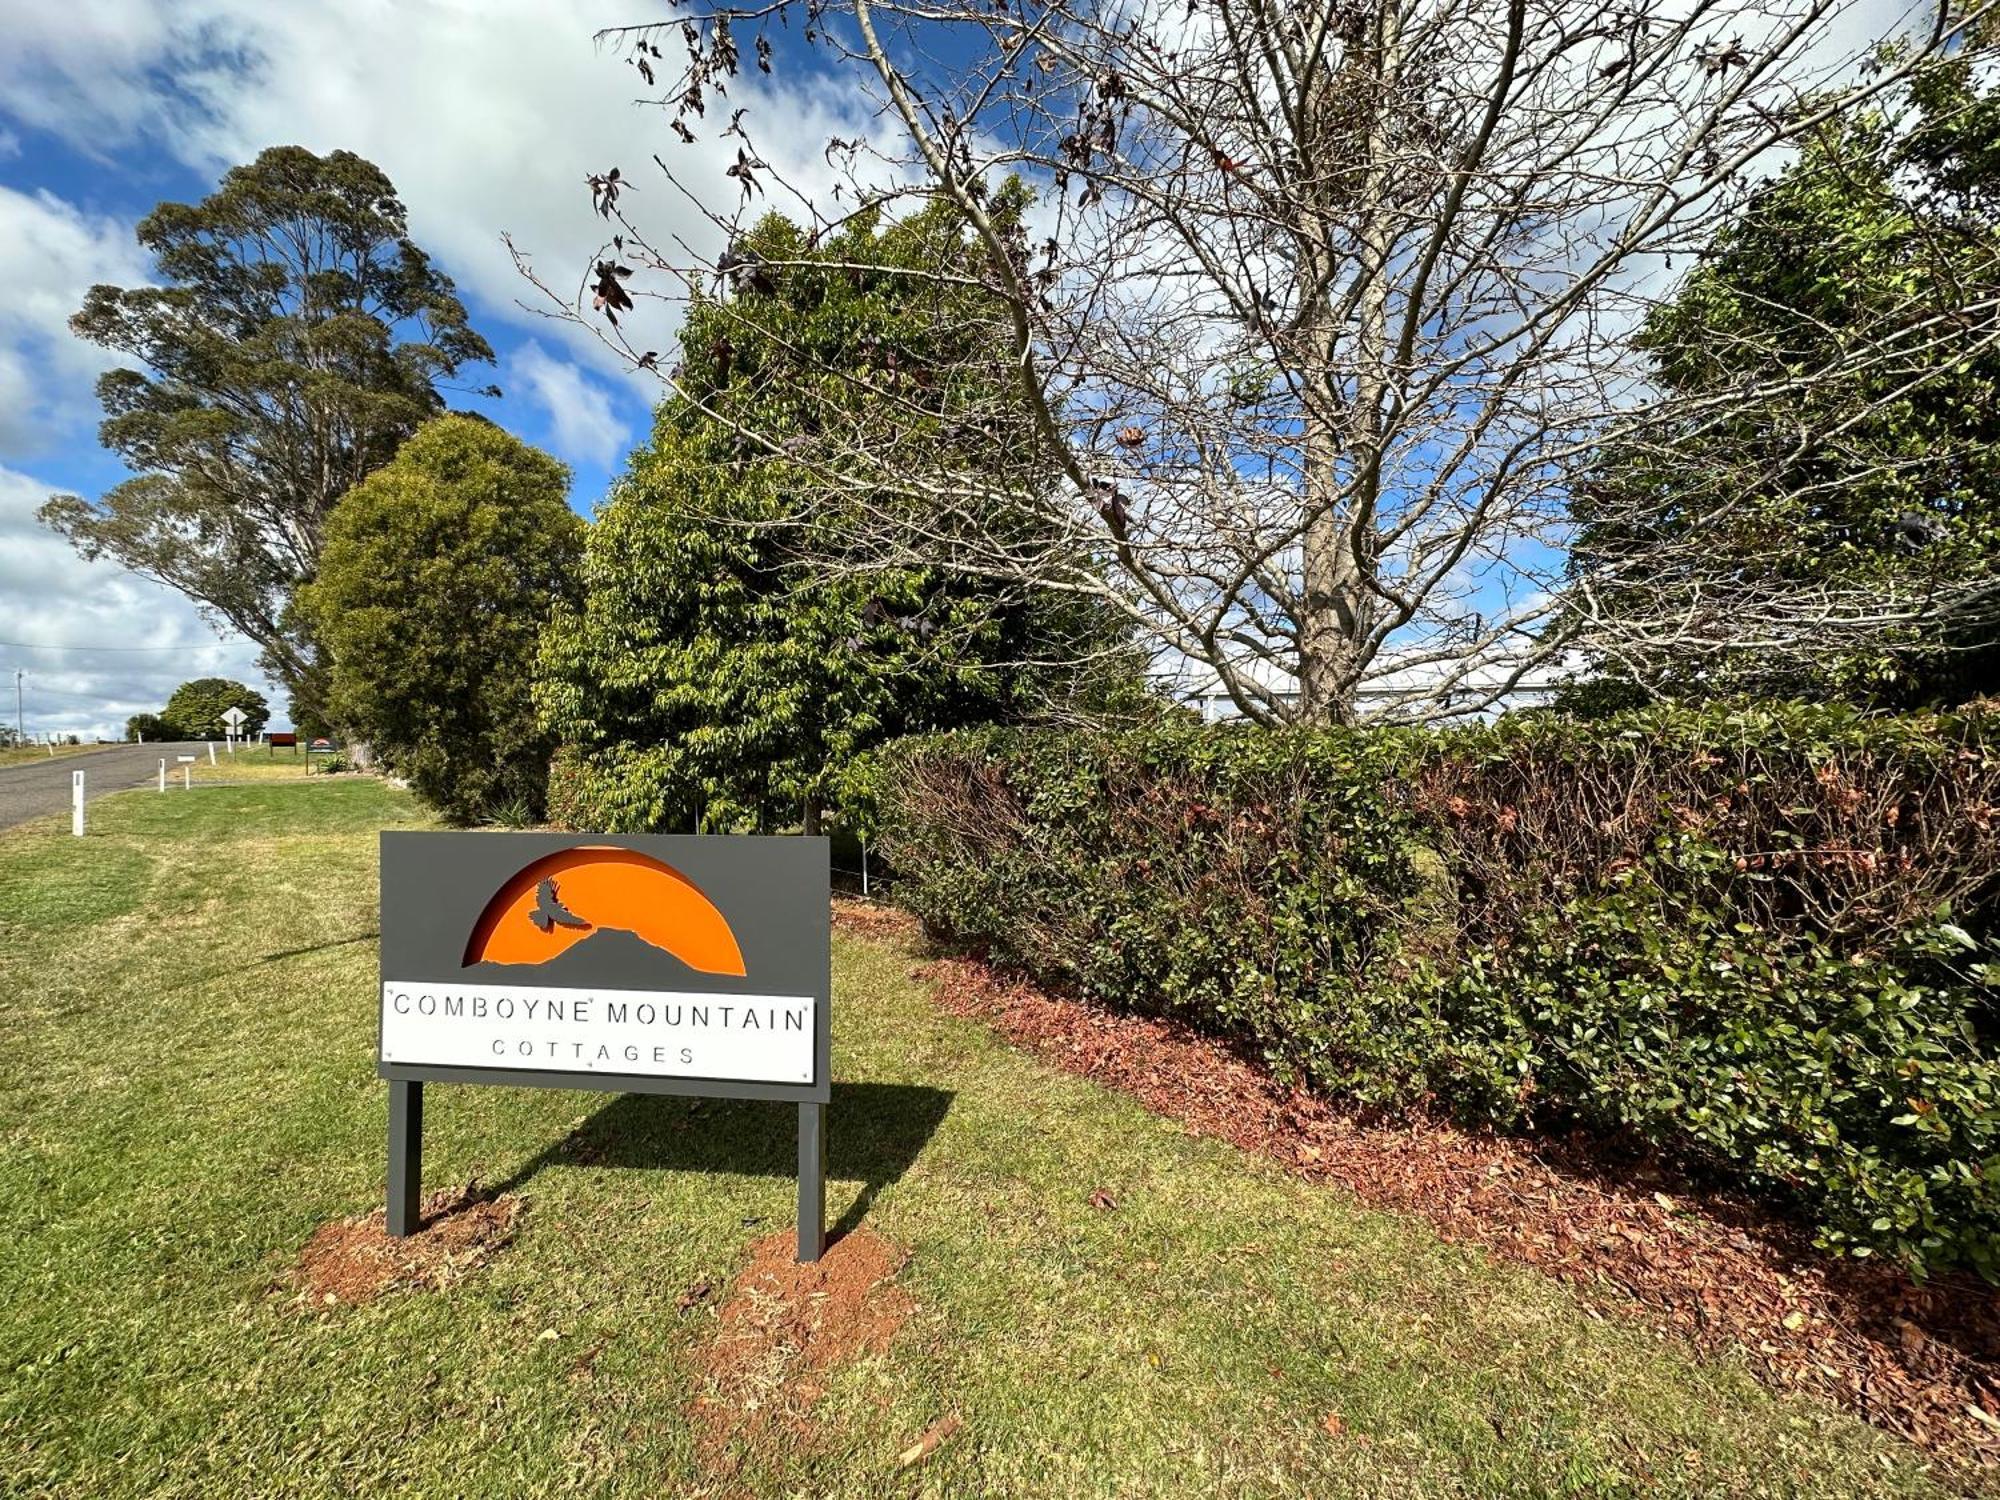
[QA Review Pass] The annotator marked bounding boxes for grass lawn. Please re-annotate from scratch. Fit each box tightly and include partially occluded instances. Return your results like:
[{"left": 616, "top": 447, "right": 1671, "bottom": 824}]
[{"left": 0, "top": 781, "right": 1973, "bottom": 1498}]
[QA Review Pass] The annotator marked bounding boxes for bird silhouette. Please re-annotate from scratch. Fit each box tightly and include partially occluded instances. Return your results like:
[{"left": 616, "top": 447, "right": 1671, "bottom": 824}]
[{"left": 530, "top": 877, "right": 591, "bottom": 934}]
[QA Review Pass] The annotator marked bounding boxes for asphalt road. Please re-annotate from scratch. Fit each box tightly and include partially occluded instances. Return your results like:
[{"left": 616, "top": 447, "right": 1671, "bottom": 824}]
[{"left": 0, "top": 742, "right": 208, "bottom": 831}]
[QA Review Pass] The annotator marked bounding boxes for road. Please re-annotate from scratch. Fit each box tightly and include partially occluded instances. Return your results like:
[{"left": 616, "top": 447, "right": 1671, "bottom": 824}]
[{"left": 0, "top": 742, "right": 207, "bottom": 831}]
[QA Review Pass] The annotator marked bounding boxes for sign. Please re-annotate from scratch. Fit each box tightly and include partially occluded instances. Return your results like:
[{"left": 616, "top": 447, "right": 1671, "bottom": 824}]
[
  {"left": 308, "top": 737, "right": 335, "bottom": 753},
  {"left": 377, "top": 832, "right": 832, "bottom": 1257},
  {"left": 221, "top": 705, "right": 247, "bottom": 731},
  {"left": 268, "top": 731, "right": 297, "bottom": 748}
]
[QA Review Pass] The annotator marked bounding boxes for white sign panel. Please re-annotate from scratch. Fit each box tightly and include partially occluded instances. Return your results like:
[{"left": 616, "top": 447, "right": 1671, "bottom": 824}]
[
  {"left": 380, "top": 981, "right": 816, "bottom": 1084},
  {"left": 221, "top": 705, "right": 247, "bottom": 728}
]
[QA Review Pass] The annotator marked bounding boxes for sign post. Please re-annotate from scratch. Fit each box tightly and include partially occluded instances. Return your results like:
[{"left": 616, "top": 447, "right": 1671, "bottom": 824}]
[
  {"left": 221, "top": 704, "right": 246, "bottom": 752},
  {"left": 378, "top": 833, "right": 832, "bottom": 1259},
  {"left": 71, "top": 770, "right": 84, "bottom": 836}
]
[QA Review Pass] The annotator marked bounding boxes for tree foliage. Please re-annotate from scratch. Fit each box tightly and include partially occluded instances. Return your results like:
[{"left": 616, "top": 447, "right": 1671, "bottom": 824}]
[
  {"left": 299, "top": 416, "right": 582, "bottom": 823},
  {"left": 538, "top": 201, "right": 1144, "bottom": 833},
  {"left": 162, "top": 679, "right": 269, "bottom": 739},
  {"left": 123, "top": 713, "right": 173, "bottom": 742},
  {"left": 40, "top": 147, "right": 494, "bottom": 722},
  {"left": 1572, "top": 52, "right": 2000, "bottom": 704}
]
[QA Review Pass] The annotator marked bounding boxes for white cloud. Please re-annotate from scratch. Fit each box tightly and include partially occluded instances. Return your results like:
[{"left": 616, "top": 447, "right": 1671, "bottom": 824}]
[
  {"left": 508, "top": 340, "right": 628, "bottom": 471},
  {"left": 0, "top": 466, "right": 280, "bottom": 740},
  {"left": 0, "top": 186, "right": 149, "bottom": 461},
  {"left": 0, "top": 0, "right": 884, "bottom": 385}
]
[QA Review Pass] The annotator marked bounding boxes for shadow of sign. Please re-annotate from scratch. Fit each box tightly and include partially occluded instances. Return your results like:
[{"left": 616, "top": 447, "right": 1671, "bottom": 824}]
[{"left": 490, "top": 1081, "right": 953, "bottom": 1241}]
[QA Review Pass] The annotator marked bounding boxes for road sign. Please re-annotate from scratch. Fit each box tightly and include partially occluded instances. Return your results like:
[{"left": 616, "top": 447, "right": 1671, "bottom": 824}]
[
  {"left": 221, "top": 705, "right": 247, "bottom": 731},
  {"left": 377, "top": 833, "right": 832, "bottom": 1258}
]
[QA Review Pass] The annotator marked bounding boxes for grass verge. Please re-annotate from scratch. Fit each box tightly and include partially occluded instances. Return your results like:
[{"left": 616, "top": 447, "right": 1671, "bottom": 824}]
[
  {"left": 0, "top": 782, "right": 1972, "bottom": 1497},
  {"left": 0, "top": 743, "right": 109, "bottom": 769}
]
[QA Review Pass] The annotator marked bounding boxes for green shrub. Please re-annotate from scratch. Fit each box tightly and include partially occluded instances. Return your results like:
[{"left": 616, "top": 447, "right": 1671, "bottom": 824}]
[
  {"left": 299, "top": 415, "right": 581, "bottom": 825},
  {"left": 124, "top": 712, "right": 172, "bottom": 742},
  {"left": 855, "top": 705, "right": 2000, "bottom": 1278}
]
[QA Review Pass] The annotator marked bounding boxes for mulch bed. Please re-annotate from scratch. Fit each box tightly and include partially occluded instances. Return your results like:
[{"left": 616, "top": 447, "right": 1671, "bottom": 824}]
[
  {"left": 832, "top": 900, "right": 2000, "bottom": 1468},
  {"left": 284, "top": 1181, "right": 525, "bottom": 1308},
  {"left": 694, "top": 1227, "right": 914, "bottom": 1458}
]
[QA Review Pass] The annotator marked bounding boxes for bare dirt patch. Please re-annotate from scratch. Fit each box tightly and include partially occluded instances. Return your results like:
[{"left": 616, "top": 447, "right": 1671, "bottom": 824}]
[
  {"left": 284, "top": 1182, "right": 525, "bottom": 1308},
  {"left": 695, "top": 1226, "right": 914, "bottom": 1456},
  {"left": 916, "top": 950, "right": 2000, "bottom": 1469}
]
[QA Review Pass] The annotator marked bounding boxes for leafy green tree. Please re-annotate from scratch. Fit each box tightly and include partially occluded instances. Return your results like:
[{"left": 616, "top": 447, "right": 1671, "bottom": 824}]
[
  {"left": 40, "top": 147, "right": 495, "bottom": 724},
  {"left": 124, "top": 712, "right": 173, "bottom": 742},
  {"left": 162, "top": 679, "right": 269, "bottom": 739},
  {"left": 299, "top": 416, "right": 583, "bottom": 823},
  {"left": 538, "top": 199, "right": 1144, "bottom": 833},
  {"left": 1571, "top": 55, "right": 2000, "bottom": 705}
]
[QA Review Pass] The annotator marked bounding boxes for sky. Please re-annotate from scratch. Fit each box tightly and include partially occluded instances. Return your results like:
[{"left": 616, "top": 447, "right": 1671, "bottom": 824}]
[{"left": 0, "top": 0, "right": 855, "bottom": 740}]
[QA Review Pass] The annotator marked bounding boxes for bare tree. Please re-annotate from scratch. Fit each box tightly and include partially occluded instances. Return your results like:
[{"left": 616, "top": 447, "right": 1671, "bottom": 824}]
[{"left": 523, "top": 0, "right": 1994, "bottom": 723}]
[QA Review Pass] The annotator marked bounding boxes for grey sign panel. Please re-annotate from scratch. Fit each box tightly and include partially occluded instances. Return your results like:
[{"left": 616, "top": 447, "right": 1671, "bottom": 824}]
[{"left": 378, "top": 831, "right": 831, "bottom": 1104}]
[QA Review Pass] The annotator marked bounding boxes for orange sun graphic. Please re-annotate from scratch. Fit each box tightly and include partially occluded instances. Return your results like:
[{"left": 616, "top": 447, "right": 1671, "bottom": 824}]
[{"left": 462, "top": 845, "right": 746, "bottom": 975}]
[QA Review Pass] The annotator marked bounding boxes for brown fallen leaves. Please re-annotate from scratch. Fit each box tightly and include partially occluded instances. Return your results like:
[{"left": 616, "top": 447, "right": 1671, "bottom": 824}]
[
  {"left": 830, "top": 898, "right": 921, "bottom": 941},
  {"left": 694, "top": 1227, "right": 914, "bottom": 1459},
  {"left": 912, "top": 947, "right": 2000, "bottom": 1470},
  {"left": 285, "top": 1181, "right": 524, "bottom": 1308}
]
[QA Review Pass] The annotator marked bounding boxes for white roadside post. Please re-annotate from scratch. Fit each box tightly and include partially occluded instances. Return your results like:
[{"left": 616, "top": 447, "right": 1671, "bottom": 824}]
[
  {"left": 158, "top": 758, "right": 166, "bottom": 793},
  {"left": 178, "top": 753, "right": 196, "bottom": 790},
  {"left": 71, "top": 770, "right": 85, "bottom": 836},
  {"left": 207, "top": 742, "right": 217, "bottom": 765}
]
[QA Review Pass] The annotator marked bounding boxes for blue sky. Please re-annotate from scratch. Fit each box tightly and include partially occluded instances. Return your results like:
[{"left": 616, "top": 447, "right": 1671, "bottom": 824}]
[{"left": 0, "top": 0, "right": 871, "bottom": 738}]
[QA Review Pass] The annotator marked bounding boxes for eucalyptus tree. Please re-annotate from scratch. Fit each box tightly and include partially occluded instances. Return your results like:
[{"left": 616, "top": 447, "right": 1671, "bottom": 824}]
[
  {"left": 42, "top": 146, "right": 495, "bottom": 723},
  {"left": 526, "top": 0, "right": 1995, "bottom": 722}
]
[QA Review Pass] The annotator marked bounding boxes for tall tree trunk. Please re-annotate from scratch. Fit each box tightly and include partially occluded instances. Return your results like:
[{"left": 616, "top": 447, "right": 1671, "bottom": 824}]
[{"left": 1297, "top": 0, "right": 1398, "bottom": 726}]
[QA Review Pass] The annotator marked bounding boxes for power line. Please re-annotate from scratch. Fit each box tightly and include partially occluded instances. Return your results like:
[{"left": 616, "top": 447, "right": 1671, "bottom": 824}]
[
  {"left": 26, "top": 683, "right": 154, "bottom": 702},
  {"left": 0, "top": 639, "right": 201, "bottom": 653}
]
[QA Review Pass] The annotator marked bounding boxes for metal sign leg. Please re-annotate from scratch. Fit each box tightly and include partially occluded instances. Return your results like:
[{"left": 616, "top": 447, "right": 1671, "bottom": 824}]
[
  {"left": 797, "top": 1101, "right": 826, "bottom": 1262},
  {"left": 387, "top": 1080, "right": 424, "bottom": 1237}
]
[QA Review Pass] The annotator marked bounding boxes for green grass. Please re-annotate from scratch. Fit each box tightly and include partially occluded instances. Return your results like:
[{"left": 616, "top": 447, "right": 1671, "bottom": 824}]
[
  {"left": 0, "top": 782, "right": 1974, "bottom": 1498},
  {"left": 0, "top": 742, "right": 104, "bottom": 769}
]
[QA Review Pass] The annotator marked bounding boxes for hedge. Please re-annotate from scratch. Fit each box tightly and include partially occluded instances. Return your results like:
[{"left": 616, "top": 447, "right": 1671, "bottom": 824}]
[{"left": 846, "top": 705, "right": 2000, "bottom": 1278}]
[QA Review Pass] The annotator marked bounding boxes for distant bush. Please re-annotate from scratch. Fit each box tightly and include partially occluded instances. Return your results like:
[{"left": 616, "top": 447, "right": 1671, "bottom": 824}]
[
  {"left": 162, "top": 678, "right": 268, "bottom": 740},
  {"left": 125, "top": 713, "right": 172, "bottom": 742},
  {"left": 852, "top": 706, "right": 2000, "bottom": 1278}
]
